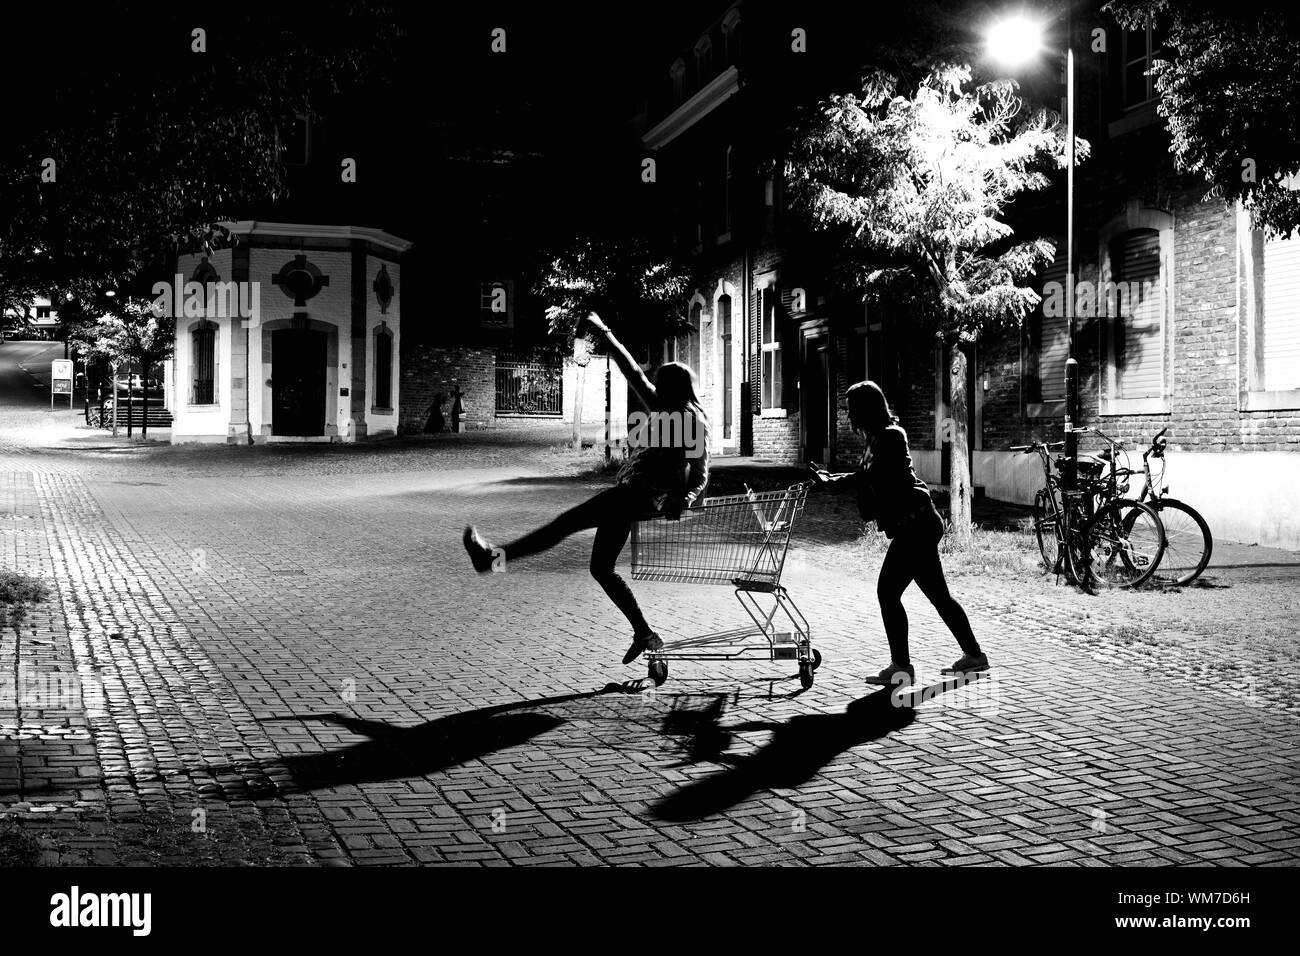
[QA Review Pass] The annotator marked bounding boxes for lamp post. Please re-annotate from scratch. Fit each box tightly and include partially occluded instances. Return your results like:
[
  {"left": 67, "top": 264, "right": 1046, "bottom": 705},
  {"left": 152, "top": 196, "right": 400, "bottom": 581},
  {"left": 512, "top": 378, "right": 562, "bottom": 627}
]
[{"left": 987, "top": 12, "right": 1080, "bottom": 491}]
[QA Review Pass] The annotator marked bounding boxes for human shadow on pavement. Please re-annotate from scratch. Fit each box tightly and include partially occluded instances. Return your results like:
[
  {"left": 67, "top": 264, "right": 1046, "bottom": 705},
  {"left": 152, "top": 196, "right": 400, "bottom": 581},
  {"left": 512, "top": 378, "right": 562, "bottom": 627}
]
[
  {"left": 0, "top": 683, "right": 668, "bottom": 804},
  {"left": 241, "top": 685, "right": 647, "bottom": 794},
  {"left": 190, "top": 681, "right": 675, "bottom": 798},
  {"left": 652, "top": 687, "right": 918, "bottom": 822}
]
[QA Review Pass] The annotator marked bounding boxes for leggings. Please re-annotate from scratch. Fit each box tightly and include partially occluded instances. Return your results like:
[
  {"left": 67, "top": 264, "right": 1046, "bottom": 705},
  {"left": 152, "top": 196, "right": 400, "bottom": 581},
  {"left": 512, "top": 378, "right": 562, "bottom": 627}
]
[
  {"left": 502, "top": 484, "right": 651, "bottom": 634},
  {"left": 877, "top": 510, "right": 981, "bottom": 667}
]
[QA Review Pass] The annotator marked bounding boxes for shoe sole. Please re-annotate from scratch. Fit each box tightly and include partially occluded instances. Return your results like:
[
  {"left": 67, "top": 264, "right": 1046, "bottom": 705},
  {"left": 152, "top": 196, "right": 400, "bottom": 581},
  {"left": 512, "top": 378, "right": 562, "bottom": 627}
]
[{"left": 624, "top": 638, "right": 663, "bottom": 665}]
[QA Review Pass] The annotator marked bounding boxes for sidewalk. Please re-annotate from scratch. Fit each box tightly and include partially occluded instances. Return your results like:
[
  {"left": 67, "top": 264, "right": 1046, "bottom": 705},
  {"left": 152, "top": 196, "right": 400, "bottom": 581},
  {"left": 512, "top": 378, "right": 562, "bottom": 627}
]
[{"left": 710, "top": 456, "right": 1300, "bottom": 577}]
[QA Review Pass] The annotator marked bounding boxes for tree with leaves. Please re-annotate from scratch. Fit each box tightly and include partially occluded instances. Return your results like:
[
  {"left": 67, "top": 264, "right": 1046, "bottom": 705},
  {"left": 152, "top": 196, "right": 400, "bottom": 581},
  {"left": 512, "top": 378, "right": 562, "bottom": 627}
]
[
  {"left": 71, "top": 299, "right": 175, "bottom": 440},
  {"left": 1, "top": 4, "right": 402, "bottom": 309},
  {"left": 787, "top": 65, "right": 1086, "bottom": 540},
  {"left": 1104, "top": 1, "right": 1300, "bottom": 236},
  {"left": 538, "top": 235, "right": 695, "bottom": 449}
]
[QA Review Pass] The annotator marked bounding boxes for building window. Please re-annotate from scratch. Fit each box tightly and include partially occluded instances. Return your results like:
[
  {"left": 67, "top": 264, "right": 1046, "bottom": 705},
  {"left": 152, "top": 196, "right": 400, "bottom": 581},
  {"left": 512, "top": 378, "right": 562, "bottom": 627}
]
[
  {"left": 191, "top": 321, "right": 216, "bottom": 405},
  {"left": 695, "top": 178, "right": 706, "bottom": 248},
  {"left": 1027, "top": 243, "right": 1069, "bottom": 411},
  {"left": 1108, "top": 228, "right": 1165, "bottom": 401},
  {"left": 670, "top": 59, "right": 686, "bottom": 102},
  {"left": 1122, "top": 21, "right": 1156, "bottom": 110},
  {"left": 718, "top": 293, "right": 733, "bottom": 439},
  {"left": 480, "top": 280, "right": 513, "bottom": 328},
  {"left": 1260, "top": 232, "right": 1300, "bottom": 392},
  {"left": 374, "top": 326, "right": 393, "bottom": 410},
  {"left": 278, "top": 113, "right": 311, "bottom": 166},
  {"left": 694, "top": 36, "right": 713, "bottom": 89},
  {"left": 721, "top": 146, "right": 734, "bottom": 236},
  {"left": 666, "top": 302, "right": 702, "bottom": 377},
  {"left": 722, "top": 9, "right": 741, "bottom": 66},
  {"left": 760, "top": 289, "right": 781, "bottom": 409}
]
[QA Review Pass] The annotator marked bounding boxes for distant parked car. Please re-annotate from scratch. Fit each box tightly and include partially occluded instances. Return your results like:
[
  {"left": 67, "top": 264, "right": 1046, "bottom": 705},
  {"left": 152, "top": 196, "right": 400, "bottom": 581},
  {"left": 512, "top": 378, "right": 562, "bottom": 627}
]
[{"left": 112, "top": 374, "right": 163, "bottom": 394}]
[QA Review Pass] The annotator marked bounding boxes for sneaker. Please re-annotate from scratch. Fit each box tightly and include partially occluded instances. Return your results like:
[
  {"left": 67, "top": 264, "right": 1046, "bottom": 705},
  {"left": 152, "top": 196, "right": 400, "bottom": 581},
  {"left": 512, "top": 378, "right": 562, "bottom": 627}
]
[
  {"left": 863, "top": 662, "right": 914, "bottom": 687},
  {"left": 941, "top": 653, "right": 989, "bottom": 676},
  {"left": 623, "top": 630, "right": 664, "bottom": 665},
  {"left": 463, "top": 526, "right": 496, "bottom": 573}
]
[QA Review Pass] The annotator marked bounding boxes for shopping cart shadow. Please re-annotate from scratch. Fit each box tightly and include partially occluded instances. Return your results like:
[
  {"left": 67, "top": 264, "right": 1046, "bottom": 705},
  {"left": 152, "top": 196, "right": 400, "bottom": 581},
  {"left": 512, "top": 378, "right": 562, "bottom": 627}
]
[{"left": 652, "top": 686, "right": 924, "bottom": 822}]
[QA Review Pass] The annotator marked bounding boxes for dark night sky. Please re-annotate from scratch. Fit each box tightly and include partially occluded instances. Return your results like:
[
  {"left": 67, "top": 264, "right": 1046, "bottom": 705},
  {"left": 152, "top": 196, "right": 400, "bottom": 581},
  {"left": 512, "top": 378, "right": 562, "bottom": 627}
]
[{"left": 6, "top": 1, "right": 1069, "bottom": 256}]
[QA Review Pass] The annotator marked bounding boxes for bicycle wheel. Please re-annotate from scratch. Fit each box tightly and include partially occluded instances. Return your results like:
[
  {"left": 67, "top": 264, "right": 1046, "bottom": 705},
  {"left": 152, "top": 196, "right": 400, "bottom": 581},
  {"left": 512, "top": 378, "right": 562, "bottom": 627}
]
[
  {"left": 1033, "top": 489, "right": 1062, "bottom": 571},
  {"left": 1151, "top": 499, "right": 1213, "bottom": 586},
  {"left": 1061, "top": 495, "right": 1094, "bottom": 591},
  {"left": 1083, "top": 498, "right": 1165, "bottom": 589}
]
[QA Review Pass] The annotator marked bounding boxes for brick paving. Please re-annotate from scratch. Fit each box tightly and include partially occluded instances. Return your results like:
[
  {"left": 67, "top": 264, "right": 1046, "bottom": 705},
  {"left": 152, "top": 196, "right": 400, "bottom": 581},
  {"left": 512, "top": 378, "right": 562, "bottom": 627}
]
[{"left": 2, "top": 413, "right": 1299, "bottom": 865}]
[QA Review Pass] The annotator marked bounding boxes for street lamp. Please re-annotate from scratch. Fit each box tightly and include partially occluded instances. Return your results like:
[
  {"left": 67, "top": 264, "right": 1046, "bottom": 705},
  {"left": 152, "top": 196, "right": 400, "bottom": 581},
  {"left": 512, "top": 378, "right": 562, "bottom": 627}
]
[{"left": 987, "top": 11, "right": 1080, "bottom": 492}]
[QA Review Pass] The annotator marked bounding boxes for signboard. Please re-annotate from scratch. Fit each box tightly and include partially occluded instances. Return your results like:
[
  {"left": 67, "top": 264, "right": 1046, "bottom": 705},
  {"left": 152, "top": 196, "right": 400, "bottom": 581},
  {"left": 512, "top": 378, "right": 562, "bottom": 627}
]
[{"left": 51, "top": 359, "right": 74, "bottom": 408}]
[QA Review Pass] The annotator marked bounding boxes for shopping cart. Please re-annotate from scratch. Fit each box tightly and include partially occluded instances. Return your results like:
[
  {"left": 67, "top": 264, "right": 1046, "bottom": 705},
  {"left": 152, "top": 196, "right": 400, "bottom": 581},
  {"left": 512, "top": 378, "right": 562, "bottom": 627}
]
[{"left": 631, "top": 481, "right": 821, "bottom": 688}]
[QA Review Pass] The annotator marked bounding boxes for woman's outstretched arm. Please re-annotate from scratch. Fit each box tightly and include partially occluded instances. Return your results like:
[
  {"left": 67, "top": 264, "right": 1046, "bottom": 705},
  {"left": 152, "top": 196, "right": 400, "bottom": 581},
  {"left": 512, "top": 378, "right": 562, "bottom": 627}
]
[{"left": 585, "top": 312, "right": 656, "bottom": 408}]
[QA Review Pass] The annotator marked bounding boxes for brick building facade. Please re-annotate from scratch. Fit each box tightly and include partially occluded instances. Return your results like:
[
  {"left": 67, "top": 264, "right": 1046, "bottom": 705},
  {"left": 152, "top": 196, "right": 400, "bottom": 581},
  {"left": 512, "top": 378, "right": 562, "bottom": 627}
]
[
  {"left": 641, "top": 1, "right": 1299, "bottom": 548},
  {"left": 637, "top": 1, "right": 884, "bottom": 464},
  {"left": 919, "top": 7, "right": 1300, "bottom": 548}
]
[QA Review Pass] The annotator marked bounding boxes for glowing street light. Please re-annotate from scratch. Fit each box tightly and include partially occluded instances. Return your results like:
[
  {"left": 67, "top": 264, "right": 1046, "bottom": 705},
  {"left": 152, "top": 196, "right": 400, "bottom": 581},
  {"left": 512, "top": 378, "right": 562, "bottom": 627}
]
[{"left": 985, "top": 15, "right": 1045, "bottom": 69}]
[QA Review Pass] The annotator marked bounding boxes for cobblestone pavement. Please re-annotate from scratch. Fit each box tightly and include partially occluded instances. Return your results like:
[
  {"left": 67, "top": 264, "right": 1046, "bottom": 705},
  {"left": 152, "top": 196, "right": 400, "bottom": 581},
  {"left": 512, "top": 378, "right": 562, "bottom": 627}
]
[{"left": 2, "top": 412, "right": 1299, "bottom": 865}]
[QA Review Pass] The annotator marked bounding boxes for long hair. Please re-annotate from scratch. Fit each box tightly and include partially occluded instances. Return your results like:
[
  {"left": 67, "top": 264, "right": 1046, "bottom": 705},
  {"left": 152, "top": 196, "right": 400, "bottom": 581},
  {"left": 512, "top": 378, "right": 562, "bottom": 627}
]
[
  {"left": 654, "top": 361, "right": 702, "bottom": 414},
  {"left": 846, "top": 380, "right": 896, "bottom": 437}
]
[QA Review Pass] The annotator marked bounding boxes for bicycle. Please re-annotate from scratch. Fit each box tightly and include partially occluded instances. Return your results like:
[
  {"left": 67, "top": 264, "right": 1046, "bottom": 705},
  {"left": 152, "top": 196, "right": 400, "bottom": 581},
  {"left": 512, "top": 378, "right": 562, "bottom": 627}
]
[
  {"left": 1014, "top": 440, "right": 1092, "bottom": 586},
  {"left": 1069, "top": 426, "right": 1167, "bottom": 592},
  {"left": 1015, "top": 434, "right": 1166, "bottom": 593},
  {"left": 1117, "top": 428, "right": 1214, "bottom": 586}
]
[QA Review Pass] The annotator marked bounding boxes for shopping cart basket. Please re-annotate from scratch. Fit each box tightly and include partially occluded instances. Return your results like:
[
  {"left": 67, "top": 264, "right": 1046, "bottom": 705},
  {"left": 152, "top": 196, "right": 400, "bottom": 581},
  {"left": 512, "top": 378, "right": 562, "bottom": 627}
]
[{"left": 631, "top": 481, "right": 821, "bottom": 688}]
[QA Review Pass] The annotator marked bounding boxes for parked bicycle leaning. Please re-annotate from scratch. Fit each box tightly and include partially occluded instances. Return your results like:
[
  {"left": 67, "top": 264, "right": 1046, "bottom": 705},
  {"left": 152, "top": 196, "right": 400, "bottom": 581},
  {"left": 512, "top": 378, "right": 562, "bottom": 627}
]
[
  {"left": 1125, "top": 428, "right": 1213, "bottom": 586},
  {"left": 809, "top": 380, "right": 987, "bottom": 688}
]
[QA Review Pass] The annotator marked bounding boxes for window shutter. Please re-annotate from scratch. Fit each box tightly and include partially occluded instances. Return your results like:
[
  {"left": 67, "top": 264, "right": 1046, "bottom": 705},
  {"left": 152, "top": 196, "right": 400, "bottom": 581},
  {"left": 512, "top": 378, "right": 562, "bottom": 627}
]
[
  {"left": 1116, "top": 230, "right": 1163, "bottom": 399},
  {"left": 780, "top": 286, "right": 799, "bottom": 314},
  {"left": 1263, "top": 235, "right": 1300, "bottom": 391},
  {"left": 750, "top": 287, "right": 762, "bottom": 412},
  {"left": 1038, "top": 249, "right": 1069, "bottom": 402}
]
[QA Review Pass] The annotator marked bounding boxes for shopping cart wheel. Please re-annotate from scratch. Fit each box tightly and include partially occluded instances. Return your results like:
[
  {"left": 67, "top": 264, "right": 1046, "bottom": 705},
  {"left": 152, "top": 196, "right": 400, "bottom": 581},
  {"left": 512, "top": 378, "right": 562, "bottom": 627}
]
[
  {"left": 798, "top": 661, "right": 815, "bottom": 689},
  {"left": 811, "top": 649, "right": 823, "bottom": 671},
  {"left": 648, "top": 659, "right": 668, "bottom": 687}
]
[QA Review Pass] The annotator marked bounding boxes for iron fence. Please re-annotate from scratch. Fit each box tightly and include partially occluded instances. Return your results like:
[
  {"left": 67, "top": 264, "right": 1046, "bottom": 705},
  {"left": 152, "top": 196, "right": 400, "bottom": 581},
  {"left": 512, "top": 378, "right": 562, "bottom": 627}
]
[{"left": 495, "top": 351, "right": 562, "bottom": 416}]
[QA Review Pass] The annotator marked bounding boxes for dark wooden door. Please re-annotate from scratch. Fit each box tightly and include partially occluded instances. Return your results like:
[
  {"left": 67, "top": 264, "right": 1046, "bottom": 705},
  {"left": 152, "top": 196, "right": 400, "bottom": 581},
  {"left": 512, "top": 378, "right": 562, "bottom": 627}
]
[
  {"left": 801, "top": 332, "right": 832, "bottom": 464},
  {"left": 271, "top": 328, "right": 327, "bottom": 436}
]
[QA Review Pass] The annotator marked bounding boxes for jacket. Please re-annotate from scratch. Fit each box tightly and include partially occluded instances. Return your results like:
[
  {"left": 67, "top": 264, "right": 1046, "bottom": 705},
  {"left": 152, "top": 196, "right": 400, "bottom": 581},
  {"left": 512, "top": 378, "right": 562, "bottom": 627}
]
[
  {"left": 615, "top": 401, "right": 710, "bottom": 506},
  {"left": 829, "top": 424, "right": 938, "bottom": 538}
]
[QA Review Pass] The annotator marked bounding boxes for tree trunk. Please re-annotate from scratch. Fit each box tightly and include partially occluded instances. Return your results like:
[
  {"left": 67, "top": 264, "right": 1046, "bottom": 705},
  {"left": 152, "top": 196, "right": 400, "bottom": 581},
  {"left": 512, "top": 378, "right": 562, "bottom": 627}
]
[
  {"left": 571, "top": 360, "right": 586, "bottom": 449},
  {"left": 948, "top": 344, "right": 973, "bottom": 545},
  {"left": 110, "top": 363, "right": 119, "bottom": 438},
  {"left": 141, "top": 364, "right": 149, "bottom": 440},
  {"left": 126, "top": 359, "right": 134, "bottom": 438}
]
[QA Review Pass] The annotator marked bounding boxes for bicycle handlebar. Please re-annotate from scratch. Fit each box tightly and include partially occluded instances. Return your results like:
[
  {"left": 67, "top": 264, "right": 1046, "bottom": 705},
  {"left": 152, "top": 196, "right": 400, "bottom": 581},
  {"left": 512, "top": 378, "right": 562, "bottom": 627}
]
[
  {"left": 1010, "top": 441, "right": 1065, "bottom": 453},
  {"left": 1144, "top": 427, "right": 1169, "bottom": 460}
]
